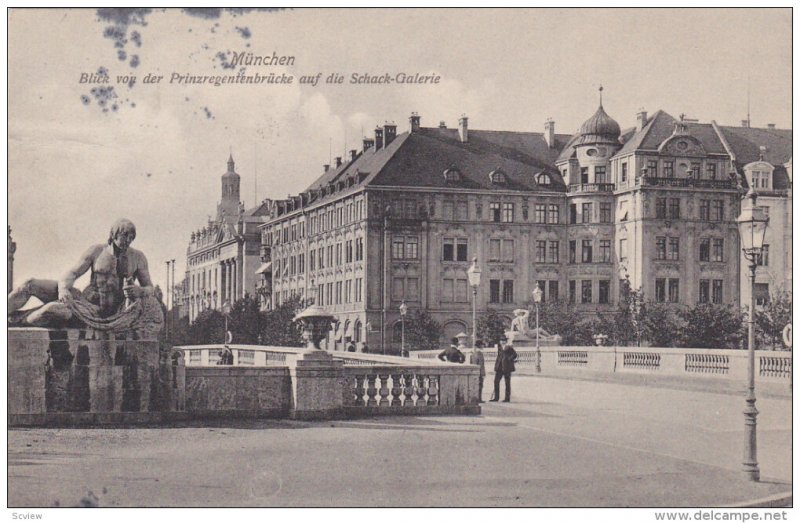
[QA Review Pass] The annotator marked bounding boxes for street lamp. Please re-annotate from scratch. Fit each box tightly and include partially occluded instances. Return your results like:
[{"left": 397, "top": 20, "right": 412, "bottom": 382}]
[
  {"left": 399, "top": 301, "right": 408, "bottom": 357},
  {"left": 466, "top": 257, "right": 482, "bottom": 348},
  {"left": 222, "top": 300, "right": 232, "bottom": 345},
  {"left": 736, "top": 188, "right": 769, "bottom": 482},
  {"left": 532, "top": 282, "right": 543, "bottom": 373}
]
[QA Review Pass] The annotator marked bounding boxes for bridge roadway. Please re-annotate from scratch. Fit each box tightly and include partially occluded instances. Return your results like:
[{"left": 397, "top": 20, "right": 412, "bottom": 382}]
[{"left": 7, "top": 375, "right": 792, "bottom": 507}]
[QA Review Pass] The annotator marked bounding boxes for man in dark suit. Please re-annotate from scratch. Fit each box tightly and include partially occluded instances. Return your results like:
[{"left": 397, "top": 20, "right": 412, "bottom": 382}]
[
  {"left": 438, "top": 337, "right": 466, "bottom": 363},
  {"left": 490, "top": 338, "right": 518, "bottom": 402}
]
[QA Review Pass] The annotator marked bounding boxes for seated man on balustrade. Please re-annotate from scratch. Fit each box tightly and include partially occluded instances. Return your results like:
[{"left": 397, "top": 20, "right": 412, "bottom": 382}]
[{"left": 8, "top": 219, "right": 155, "bottom": 327}]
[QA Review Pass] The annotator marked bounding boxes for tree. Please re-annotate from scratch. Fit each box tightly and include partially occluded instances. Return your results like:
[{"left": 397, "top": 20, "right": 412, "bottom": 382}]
[
  {"left": 640, "top": 303, "right": 684, "bottom": 347},
  {"left": 530, "top": 299, "right": 584, "bottom": 345},
  {"left": 755, "top": 290, "right": 793, "bottom": 350},
  {"left": 259, "top": 294, "right": 305, "bottom": 347},
  {"left": 187, "top": 309, "right": 226, "bottom": 345},
  {"left": 475, "top": 308, "right": 507, "bottom": 346},
  {"left": 610, "top": 277, "right": 647, "bottom": 346},
  {"left": 404, "top": 310, "right": 443, "bottom": 352},
  {"left": 228, "top": 294, "right": 263, "bottom": 344},
  {"left": 680, "top": 303, "right": 745, "bottom": 349}
]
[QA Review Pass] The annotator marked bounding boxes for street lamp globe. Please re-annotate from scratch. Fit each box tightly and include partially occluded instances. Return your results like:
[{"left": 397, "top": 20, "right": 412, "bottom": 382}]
[
  {"left": 222, "top": 300, "right": 232, "bottom": 316},
  {"left": 399, "top": 301, "right": 408, "bottom": 316},
  {"left": 466, "top": 257, "right": 481, "bottom": 288},
  {"left": 736, "top": 190, "right": 769, "bottom": 261},
  {"left": 532, "top": 282, "right": 543, "bottom": 304}
]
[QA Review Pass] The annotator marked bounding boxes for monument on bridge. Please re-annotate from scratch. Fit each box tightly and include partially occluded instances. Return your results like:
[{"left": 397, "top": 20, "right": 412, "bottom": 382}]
[
  {"left": 505, "top": 308, "right": 562, "bottom": 346},
  {"left": 7, "top": 219, "right": 180, "bottom": 425}
]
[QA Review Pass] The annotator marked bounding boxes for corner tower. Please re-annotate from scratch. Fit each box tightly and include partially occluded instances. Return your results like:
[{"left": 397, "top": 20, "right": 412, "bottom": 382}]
[{"left": 218, "top": 153, "right": 241, "bottom": 219}]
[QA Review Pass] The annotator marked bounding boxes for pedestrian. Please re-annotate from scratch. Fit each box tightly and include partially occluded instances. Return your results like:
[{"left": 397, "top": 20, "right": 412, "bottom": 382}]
[
  {"left": 361, "top": 342, "right": 370, "bottom": 354},
  {"left": 217, "top": 346, "right": 233, "bottom": 365},
  {"left": 346, "top": 340, "right": 356, "bottom": 352},
  {"left": 470, "top": 340, "right": 486, "bottom": 402},
  {"left": 491, "top": 337, "right": 518, "bottom": 402},
  {"left": 438, "top": 337, "right": 466, "bottom": 363}
]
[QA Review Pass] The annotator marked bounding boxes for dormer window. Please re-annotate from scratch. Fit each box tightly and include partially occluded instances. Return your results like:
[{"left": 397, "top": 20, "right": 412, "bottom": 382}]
[
  {"left": 443, "top": 166, "right": 462, "bottom": 183},
  {"left": 744, "top": 161, "right": 774, "bottom": 190},
  {"left": 489, "top": 169, "right": 507, "bottom": 185},
  {"left": 536, "top": 173, "right": 552, "bottom": 185}
]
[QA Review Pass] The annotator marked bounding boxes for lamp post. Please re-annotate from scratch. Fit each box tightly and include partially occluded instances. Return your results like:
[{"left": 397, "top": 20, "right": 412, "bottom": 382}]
[
  {"left": 466, "top": 258, "right": 482, "bottom": 348},
  {"left": 532, "top": 282, "right": 543, "bottom": 373},
  {"left": 399, "top": 301, "right": 408, "bottom": 357},
  {"left": 222, "top": 300, "right": 232, "bottom": 345},
  {"left": 736, "top": 189, "right": 769, "bottom": 482}
]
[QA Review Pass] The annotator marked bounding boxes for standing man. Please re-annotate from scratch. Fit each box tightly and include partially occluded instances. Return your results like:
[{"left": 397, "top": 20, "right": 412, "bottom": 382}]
[
  {"left": 491, "top": 337, "right": 518, "bottom": 402},
  {"left": 470, "top": 340, "right": 486, "bottom": 402},
  {"left": 346, "top": 340, "right": 357, "bottom": 352},
  {"left": 438, "top": 337, "right": 466, "bottom": 363}
]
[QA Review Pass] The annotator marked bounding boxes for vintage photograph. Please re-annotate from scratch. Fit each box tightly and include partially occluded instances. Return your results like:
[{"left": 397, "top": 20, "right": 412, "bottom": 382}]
[{"left": 6, "top": 7, "right": 793, "bottom": 512}]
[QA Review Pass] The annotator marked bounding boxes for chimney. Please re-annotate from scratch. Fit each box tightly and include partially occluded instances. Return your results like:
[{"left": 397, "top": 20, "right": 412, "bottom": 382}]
[
  {"left": 363, "top": 138, "right": 374, "bottom": 152},
  {"left": 323, "top": 164, "right": 330, "bottom": 173},
  {"left": 544, "top": 118, "right": 555, "bottom": 148},
  {"left": 409, "top": 112, "right": 421, "bottom": 133},
  {"left": 374, "top": 127, "right": 384, "bottom": 150},
  {"left": 384, "top": 122, "right": 397, "bottom": 146},
  {"left": 335, "top": 156, "right": 342, "bottom": 168},
  {"left": 636, "top": 108, "right": 648, "bottom": 132},
  {"left": 458, "top": 114, "right": 468, "bottom": 143},
  {"left": 742, "top": 119, "right": 751, "bottom": 128},
  {"left": 439, "top": 121, "right": 447, "bottom": 129},
  {"left": 349, "top": 149, "right": 357, "bottom": 160},
  {"left": 767, "top": 123, "right": 776, "bottom": 129}
]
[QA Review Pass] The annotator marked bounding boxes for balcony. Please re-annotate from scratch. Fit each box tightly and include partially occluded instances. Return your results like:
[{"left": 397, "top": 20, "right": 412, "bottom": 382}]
[
  {"left": 638, "top": 177, "right": 737, "bottom": 190},
  {"left": 567, "top": 183, "right": 615, "bottom": 194}
]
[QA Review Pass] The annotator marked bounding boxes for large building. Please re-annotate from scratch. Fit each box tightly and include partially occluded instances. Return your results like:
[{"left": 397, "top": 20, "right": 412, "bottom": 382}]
[
  {"left": 258, "top": 98, "right": 791, "bottom": 352},
  {"left": 183, "top": 155, "right": 273, "bottom": 322}
]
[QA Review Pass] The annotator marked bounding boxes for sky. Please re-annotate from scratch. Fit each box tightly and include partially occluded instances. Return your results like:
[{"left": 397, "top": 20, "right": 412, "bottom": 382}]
[{"left": 7, "top": 8, "right": 792, "bottom": 295}]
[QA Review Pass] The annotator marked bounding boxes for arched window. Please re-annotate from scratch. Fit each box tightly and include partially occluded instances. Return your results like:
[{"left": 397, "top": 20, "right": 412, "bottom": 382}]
[
  {"left": 353, "top": 320, "right": 362, "bottom": 343},
  {"left": 443, "top": 166, "right": 462, "bottom": 183},
  {"left": 536, "top": 173, "right": 551, "bottom": 185},
  {"left": 489, "top": 169, "right": 507, "bottom": 185}
]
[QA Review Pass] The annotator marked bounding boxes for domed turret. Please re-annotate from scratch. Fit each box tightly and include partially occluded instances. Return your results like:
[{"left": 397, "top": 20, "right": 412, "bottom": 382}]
[
  {"left": 577, "top": 87, "right": 621, "bottom": 145},
  {"left": 219, "top": 152, "right": 241, "bottom": 219}
]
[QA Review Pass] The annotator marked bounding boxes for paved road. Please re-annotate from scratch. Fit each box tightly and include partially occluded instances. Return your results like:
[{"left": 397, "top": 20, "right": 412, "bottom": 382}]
[{"left": 8, "top": 376, "right": 792, "bottom": 507}]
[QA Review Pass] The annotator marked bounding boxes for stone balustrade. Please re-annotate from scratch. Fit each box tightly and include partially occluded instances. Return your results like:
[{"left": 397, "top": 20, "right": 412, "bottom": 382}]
[{"left": 411, "top": 346, "right": 792, "bottom": 387}]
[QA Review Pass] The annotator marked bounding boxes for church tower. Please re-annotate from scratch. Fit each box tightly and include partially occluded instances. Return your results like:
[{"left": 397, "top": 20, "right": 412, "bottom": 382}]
[{"left": 218, "top": 153, "right": 241, "bottom": 220}]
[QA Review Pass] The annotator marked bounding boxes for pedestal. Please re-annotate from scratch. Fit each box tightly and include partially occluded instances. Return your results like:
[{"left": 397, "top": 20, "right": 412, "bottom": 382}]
[
  {"left": 8, "top": 328, "right": 183, "bottom": 426},
  {"left": 287, "top": 350, "right": 346, "bottom": 420}
]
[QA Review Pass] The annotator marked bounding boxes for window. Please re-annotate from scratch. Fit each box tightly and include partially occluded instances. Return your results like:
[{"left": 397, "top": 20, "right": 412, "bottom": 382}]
[
  {"left": 327, "top": 282, "right": 333, "bottom": 305},
  {"left": 706, "top": 163, "right": 717, "bottom": 179},
  {"left": 443, "top": 200, "right": 454, "bottom": 220},
  {"left": 548, "top": 205, "right": 559, "bottom": 224},
  {"left": 581, "top": 280, "right": 592, "bottom": 304},
  {"left": 345, "top": 279, "right": 351, "bottom": 302},
  {"left": 522, "top": 206, "right": 529, "bottom": 221},
  {"left": 455, "top": 200, "right": 468, "bottom": 220},
  {"left": 345, "top": 240, "right": 353, "bottom": 263},
  {"left": 757, "top": 245, "right": 769, "bottom": 266},
  {"left": 713, "top": 280, "right": 724, "bottom": 304},
  {"left": 712, "top": 239, "right": 724, "bottom": 262},
  {"left": 690, "top": 162, "right": 701, "bottom": 178},
  {"left": 501, "top": 239, "right": 514, "bottom": 262},
  {"left": 669, "top": 198, "right": 680, "bottom": 219},
  {"left": 443, "top": 238, "right": 468, "bottom": 261},
  {"left": 655, "top": 278, "right": 666, "bottom": 302},
  {"left": 489, "top": 239, "right": 501, "bottom": 262},
  {"left": 569, "top": 204, "right": 577, "bottom": 224},
  {"left": 442, "top": 279, "right": 454, "bottom": 302},
  {"left": 392, "top": 237, "right": 405, "bottom": 259},
  {"left": 582, "top": 240, "right": 593, "bottom": 263},
  {"left": 668, "top": 238, "right": 680, "bottom": 260},
  {"left": 534, "top": 204, "right": 546, "bottom": 224},
  {"left": 336, "top": 243, "right": 342, "bottom": 265},
  {"left": 647, "top": 159, "right": 658, "bottom": 177},
  {"left": 537, "top": 173, "right": 551, "bottom": 185},
  {"left": 656, "top": 237, "right": 666, "bottom": 260},
  {"left": 582, "top": 203, "right": 592, "bottom": 223},
  {"left": 489, "top": 279, "right": 500, "bottom": 303},
  {"left": 599, "top": 240, "right": 611, "bottom": 262},
  {"left": 621, "top": 163, "right": 628, "bottom": 183},
  {"left": 318, "top": 284, "right": 324, "bottom": 305},
  {"left": 699, "top": 280, "right": 710, "bottom": 303},
  {"left": 668, "top": 279, "right": 679, "bottom": 303},
  {"left": 548, "top": 281, "right": 559, "bottom": 301},
  {"left": 700, "top": 200, "right": 710, "bottom": 221},
  {"left": 310, "top": 250, "right": 316, "bottom": 271},
  {"left": 598, "top": 280, "right": 610, "bottom": 304},
  {"left": 502, "top": 203, "right": 514, "bottom": 223},
  {"left": 535, "top": 240, "right": 547, "bottom": 263},
  {"left": 548, "top": 241, "right": 560, "bottom": 263},
  {"left": 327, "top": 245, "right": 333, "bottom": 267},
  {"left": 619, "top": 238, "right": 627, "bottom": 262},
  {"left": 595, "top": 165, "right": 608, "bottom": 183},
  {"left": 406, "top": 237, "right": 418, "bottom": 259},
  {"left": 569, "top": 280, "right": 576, "bottom": 303},
  {"left": 656, "top": 198, "right": 667, "bottom": 219},
  {"left": 699, "top": 238, "right": 710, "bottom": 262},
  {"left": 754, "top": 283, "right": 769, "bottom": 306},
  {"left": 356, "top": 237, "right": 364, "bottom": 261},
  {"left": 600, "top": 203, "right": 612, "bottom": 223},
  {"left": 712, "top": 200, "right": 724, "bottom": 221},
  {"left": 502, "top": 280, "right": 514, "bottom": 304},
  {"left": 581, "top": 167, "right": 589, "bottom": 184},
  {"left": 456, "top": 279, "right": 468, "bottom": 302},
  {"left": 355, "top": 278, "right": 363, "bottom": 302},
  {"left": 569, "top": 240, "right": 577, "bottom": 264},
  {"left": 663, "top": 161, "right": 674, "bottom": 178},
  {"left": 405, "top": 199, "right": 417, "bottom": 219},
  {"left": 407, "top": 278, "right": 419, "bottom": 301},
  {"left": 489, "top": 203, "right": 501, "bottom": 222}
]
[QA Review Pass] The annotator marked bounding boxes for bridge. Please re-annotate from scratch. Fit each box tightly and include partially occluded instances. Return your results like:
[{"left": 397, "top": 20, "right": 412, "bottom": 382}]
[{"left": 8, "top": 369, "right": 791, "bottom": 507}]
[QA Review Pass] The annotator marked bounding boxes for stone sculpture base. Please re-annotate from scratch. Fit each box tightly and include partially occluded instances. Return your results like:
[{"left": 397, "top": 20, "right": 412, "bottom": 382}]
[
  {"left": 8, "top": 328, "right": 184, "bottom": 426},
  {"left": 505, "top": 329, "right": 562, "bottom": 346}
]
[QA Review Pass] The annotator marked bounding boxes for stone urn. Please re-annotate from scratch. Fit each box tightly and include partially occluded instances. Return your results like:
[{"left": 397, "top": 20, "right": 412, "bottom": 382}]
[
  {"left": 593, "top": 333, "right": 608, "bottom": 346},
  {"left": 293, "top": 304, "right": 335, "bottom": 350}
]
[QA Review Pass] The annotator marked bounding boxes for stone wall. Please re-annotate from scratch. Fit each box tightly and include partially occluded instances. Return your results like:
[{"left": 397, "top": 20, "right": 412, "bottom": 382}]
[{"left": 184, "top": 367, "right": 291, "bottom": 418}]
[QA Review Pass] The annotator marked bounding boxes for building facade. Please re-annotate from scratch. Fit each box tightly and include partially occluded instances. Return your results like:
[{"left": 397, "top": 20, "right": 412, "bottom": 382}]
[
  {"left": 184, "top": 155, "right": 272, "bottom": 322},
  {"left": 259, "top": 102, "right": 791, "bottom": 352}
]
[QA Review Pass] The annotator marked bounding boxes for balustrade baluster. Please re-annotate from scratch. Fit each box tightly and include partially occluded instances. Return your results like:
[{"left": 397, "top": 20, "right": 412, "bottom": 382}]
[
  {"left": 427, "top": 376, "right": 439, "bottom": 405},
  {"left": 390, "top": 373, "right": 403, "bottom": 406},
  {"left": 366, "top": 374, "right": 378, "bottom": 406},
  {"left": 378, "top": 374, "right": 391, "bottom": 407},
  {"left": 353, "top": 375, "right": 366, "bottom": 406},
  {"left": 416, "top": 375, "right": 428, "bottom": 405},
  {"left": 402, "top": 372, "right": 415, "bottom": 406}
]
